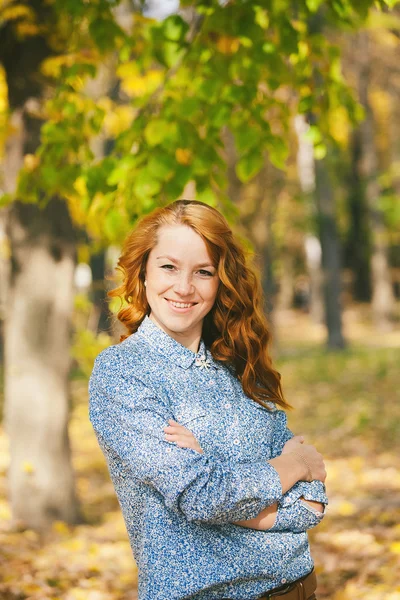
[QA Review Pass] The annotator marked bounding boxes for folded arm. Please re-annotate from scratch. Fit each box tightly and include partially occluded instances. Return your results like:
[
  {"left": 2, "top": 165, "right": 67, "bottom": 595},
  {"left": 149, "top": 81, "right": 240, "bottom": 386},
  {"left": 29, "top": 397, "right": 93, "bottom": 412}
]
[
  {"left": 236, "top": 408, "right": 328, "bottom": 532},
  {"left": 163, "top": 401, "right": 327, "bottom": 532},
  {"left": 271, "top": 409, "right": 328, "bottom": 509},
  {"left": 90, "top": 346, "right": 288, "bottom": 525}
]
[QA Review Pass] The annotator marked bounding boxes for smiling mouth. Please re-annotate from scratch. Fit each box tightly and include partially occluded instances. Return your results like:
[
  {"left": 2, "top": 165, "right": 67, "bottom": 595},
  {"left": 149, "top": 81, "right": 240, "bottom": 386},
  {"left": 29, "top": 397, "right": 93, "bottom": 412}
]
[{"left": 165, "top": 299, "right": 198, "bottom": 309}]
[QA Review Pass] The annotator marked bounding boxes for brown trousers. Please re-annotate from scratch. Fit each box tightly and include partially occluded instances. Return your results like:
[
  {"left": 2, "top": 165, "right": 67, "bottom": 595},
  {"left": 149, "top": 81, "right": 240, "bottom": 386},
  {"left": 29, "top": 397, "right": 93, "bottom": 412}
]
[{"left": 221, "top": 568, "right": 318, "bottom": 600}]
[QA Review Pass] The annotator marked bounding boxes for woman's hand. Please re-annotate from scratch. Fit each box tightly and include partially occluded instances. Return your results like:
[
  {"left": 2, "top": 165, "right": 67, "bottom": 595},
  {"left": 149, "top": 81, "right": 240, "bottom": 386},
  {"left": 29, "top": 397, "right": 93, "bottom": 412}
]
[
  {"left": 282, "top": 435, "right": 305, "bottom": 454},
  {"left": 164, "top": 420, "right": 203, "bottom": 454},
  {"left": 282, "top": 435, "right": 327, "bottom": 484}
]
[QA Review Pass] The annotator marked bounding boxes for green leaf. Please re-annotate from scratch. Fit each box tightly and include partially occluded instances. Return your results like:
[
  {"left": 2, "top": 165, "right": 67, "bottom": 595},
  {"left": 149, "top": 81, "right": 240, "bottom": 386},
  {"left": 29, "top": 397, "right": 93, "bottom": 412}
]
[
  {"left": 174, "top": 164, "right": 192, "bottom": 190},
  {"left": 163, "top": 165, "right": 191, "bottom": 199},
  {"left": 236, "top": 150, "right": 264, "bottom": 182},
  {"left": 304, "top": 125, "right": 323, "bottom": 144},
  {"left": 305, "top": 0, "right": 325, "bottom": 12},
  {"left": 88, "top": 17, "right": 124, "bottom": 53},
  {"left": 41, "top": 165, "right": 61, "bottom": 187},
  {"left": 163, "top": 41, "right": 185, "bottom": 68},
  {"left": 314, "top": 144, "right": 327, "bottom": 160},
  {"left": 221, "top": 84, "right": 249, "bottom": 104},
  {"left": 147, "top": 154, "right": 175, "bottom": 180},
  {"left": 162, "top": 15, "right": 189, "bottom": 42},
  {"left": 0, "top": 193, "right": 13, "bottom": 207},
  {"left": 104, "top": 209, "right": 127, "bottom": 242},
  {"left": 253, "top": 5, "right": 269, "bottom": 29},
  {"left": 298, "top": 95, "right": 314, "bottom": 113},
  {"left": 196, "top": 186, "right": 217, "bottom": 206},
  {"left": 179, "top": 97, "right": 201, "bottom": 118},
  {"left": 144, "top": 120, "right": 172, "bottom": 147},
  {"left": 279, "top": 18, "right": 299, "bottom": 55},
  {"left": 234, "top": 125, "right": 262, "bottom": 153},
  {"left": 133, "top": 170, "right": 162, "bottom": 200},
  {"left": 209, "top": 104, "right": 231, "bottom": 129},
  {"left": 107, "top": 156, "right": 137, "bottom": 186},
  {"left": 267, "top": 136, "right": 288, "bottom": 169}
]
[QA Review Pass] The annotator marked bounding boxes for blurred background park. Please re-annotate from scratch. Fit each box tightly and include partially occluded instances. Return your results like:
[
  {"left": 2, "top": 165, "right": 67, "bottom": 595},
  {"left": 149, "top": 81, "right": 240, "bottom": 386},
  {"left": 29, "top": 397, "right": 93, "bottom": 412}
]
[{"left": 0, "top": 0, "right": 400, "bottom": 598}]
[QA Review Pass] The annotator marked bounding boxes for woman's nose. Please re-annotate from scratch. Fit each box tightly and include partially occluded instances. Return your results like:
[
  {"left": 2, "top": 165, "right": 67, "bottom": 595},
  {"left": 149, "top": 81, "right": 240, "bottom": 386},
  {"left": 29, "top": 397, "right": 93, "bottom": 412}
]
[{"left": 173, "top": 274, "right": 194, "bottom": 295}]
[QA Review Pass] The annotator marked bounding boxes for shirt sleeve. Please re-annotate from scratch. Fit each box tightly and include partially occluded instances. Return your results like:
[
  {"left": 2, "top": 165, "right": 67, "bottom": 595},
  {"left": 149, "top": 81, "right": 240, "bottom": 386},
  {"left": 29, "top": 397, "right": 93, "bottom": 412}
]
[
  {"left": 89, "top": 346, "right": 283, "bottom": 525},
  {"left": 271, "top": 408, "right": 329, "bottom": 509},
  {"left": 267, "top": 497, "right": 326, "bottom": 534}
]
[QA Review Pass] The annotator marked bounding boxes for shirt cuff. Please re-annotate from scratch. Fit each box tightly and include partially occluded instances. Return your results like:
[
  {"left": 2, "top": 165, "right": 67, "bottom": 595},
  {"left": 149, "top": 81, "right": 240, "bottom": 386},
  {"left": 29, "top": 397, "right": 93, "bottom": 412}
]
[
  {"left": 278, "top": 480, "right": 328, "bottom": 508},
  {"left": 268, "top": 498, "right": 326, "bottom": 533},
  {"left": 298, "top": 498, "right": 326, "bottom": 516}
]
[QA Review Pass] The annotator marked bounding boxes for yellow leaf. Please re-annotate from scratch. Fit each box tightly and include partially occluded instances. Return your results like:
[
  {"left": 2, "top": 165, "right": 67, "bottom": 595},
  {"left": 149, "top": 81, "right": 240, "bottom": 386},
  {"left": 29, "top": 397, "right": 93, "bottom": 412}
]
[
  {"left": 74, "top": 176, "right": 87, "bottom": 197},
  {"left": 22, "top": 461, "right": 35, "bottom": 474},
  {"left": 15, "top": 21, "right": 40, "bottom": 38},
  {"left": 390, "top": 541, "right": 400, "bottom": 555},
  {"left": 1, "top": 4, "right": 36, "bottom": 22},
  {"left": 118, "top": 64, "right": 163, "bottom": 97},
  {"left": 0, "top": 236, "right": 11, "bottom": 261},
  {"left": 104, "top": 105, "right": 135, "bottom": 137},
  {"left": 216, "top": 35, "right": 240, "bottom": 54},
  {"left": 175, "top": 148, "right": 192, "bottom": 165},
  {"left": 0, "top": 500, "right": 11, "bottom": 520},
  {"left": 338, "top": 500, "right": 357, "bottom": 516},
  {"left": 52, "top": 520, "right": 71, "bottom": 535},
  {"left": 23, "top": 153, "right": 40, "bottom": 171},
  {"left": 62, "top": 537, "right": 85, "bottom": 551}
]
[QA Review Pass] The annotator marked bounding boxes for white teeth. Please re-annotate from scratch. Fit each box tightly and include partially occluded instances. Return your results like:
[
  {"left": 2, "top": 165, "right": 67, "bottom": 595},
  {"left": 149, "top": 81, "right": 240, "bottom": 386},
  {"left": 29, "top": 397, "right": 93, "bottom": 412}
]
[{"left": 169, "top": 301, "right": 194, "bottom": 308}]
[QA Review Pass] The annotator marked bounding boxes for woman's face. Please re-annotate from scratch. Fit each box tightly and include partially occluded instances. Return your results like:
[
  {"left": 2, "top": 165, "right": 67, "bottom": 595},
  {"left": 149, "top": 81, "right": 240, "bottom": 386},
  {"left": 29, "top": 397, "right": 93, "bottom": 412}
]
[{"left": 145, "top": 224, "right": 219, "bottom": 349}]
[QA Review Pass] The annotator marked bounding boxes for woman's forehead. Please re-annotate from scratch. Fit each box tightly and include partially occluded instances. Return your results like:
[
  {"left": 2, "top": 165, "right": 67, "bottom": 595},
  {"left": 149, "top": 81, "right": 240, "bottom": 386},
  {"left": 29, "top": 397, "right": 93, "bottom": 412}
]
[
  {"left": 150, "top": 225, "right": 214, "bottom": 265},
  {"left": 153, "top": 225, "right": 212, "bottom": 258}
]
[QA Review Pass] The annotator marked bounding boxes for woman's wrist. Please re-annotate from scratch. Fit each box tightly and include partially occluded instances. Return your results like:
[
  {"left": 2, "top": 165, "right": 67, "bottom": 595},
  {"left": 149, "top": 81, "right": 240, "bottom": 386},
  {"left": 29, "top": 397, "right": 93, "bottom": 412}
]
[
  {"left": 289, "top": 450, "right": 313, "bottom": 482},
  {"left": 267, "top": 452, "right": 308, "bottom": 493}
]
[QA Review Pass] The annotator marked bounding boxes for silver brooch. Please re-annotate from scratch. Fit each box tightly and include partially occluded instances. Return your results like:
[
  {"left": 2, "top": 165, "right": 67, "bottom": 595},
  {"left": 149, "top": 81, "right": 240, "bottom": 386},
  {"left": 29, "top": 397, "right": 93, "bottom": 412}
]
[{"left": 194, "top": 355, "right": 213, "bottom": 370}]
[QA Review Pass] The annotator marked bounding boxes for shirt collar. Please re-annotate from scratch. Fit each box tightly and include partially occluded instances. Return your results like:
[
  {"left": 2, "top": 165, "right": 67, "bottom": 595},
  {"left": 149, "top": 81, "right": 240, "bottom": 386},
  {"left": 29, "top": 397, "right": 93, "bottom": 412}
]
[{"left": 135, "top": 316, "right": 211, "bottom": 370}]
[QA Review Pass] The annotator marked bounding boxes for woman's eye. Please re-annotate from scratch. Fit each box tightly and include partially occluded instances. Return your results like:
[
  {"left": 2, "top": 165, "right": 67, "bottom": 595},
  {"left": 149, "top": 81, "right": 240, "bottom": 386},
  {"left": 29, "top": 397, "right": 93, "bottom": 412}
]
[
  {"left": 161, "top": 264, "right": 176, "bottom": 271},
  {"left": 198, "top": 269, "right": 213, "bottom": 277}
]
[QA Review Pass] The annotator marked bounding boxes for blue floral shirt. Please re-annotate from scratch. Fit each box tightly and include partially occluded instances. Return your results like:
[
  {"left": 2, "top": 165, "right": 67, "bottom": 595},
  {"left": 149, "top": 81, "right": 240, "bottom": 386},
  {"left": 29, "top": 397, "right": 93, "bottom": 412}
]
[{"left": 89, "top": 316, "right": 328, "bottom": 600}]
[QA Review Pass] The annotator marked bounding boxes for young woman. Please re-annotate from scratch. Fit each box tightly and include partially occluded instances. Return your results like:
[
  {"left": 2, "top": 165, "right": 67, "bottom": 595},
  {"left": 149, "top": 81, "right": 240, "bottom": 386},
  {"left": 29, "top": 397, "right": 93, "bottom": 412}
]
[{"left": 89, "top": 200, "right": 328, "bottom": 600}]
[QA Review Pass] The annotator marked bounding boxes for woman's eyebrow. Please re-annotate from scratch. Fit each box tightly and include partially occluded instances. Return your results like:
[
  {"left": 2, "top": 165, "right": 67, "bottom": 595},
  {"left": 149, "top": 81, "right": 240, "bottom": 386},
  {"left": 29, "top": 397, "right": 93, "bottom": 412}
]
[{"left": 156, "top": 255, "right": 215, "bottom": 269}]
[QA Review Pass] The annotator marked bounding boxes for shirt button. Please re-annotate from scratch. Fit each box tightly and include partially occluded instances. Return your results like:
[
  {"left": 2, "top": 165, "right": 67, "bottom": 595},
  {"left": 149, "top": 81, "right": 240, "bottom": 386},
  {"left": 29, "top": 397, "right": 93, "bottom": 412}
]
[
  {"left": 176, "top": 415, "right": 183, "bottom": 421},
  {"left": 224, "top": 403, "right": 232, "bottom": 408},
  {"left": 233, "top": 439, "right": 240, "bottom": 445},
  {"left": 166, "top": 447, "right": 172, "bottom": 453},
  {"left": 209, "top": 380, "right": 215, "bottom": 385},
  {"left": 281, "top": 579, "right": 287, "bottom": 584}
]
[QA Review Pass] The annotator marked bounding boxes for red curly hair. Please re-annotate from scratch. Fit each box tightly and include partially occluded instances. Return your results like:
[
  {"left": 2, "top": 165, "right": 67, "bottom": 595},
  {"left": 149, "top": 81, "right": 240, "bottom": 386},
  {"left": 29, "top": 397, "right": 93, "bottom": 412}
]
[{"left": 108, "top": 200, "right": 291, "bottom": 411}]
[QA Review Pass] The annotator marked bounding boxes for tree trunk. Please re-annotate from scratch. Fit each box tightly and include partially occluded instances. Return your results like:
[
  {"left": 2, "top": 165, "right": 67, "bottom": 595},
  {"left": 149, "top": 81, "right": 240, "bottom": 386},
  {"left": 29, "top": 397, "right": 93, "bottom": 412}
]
[
  {"left": 304, "top": 235, "right": 324, "bottom": 324},
  {"left": 345, "top": 130, "right": 371, "bottom": 302},
  {"left": 5, "top": 199, "right": 80, "bottom": 529},
  {"left": 0, "top": 210, "right": 9, "bottom": 366},
  {"left": 294, "top": 115, "right": 324, "bottom": 324},
  {"left": 314, "top": 157, "right": 346, "bottom": 349},
  {"left": 357, "top": 32, "right": 395, "bottom": 329},
  {"left": 90, "top": 251, "right": 112, "bottom": 334},
  {"left": 0, "top": 3, "right": 80, "bottom": 529},
  {"left": 305, "top": 13, "right": 345, "bottom": 348},
  {"left": 276, "top": 251, "right": 295, "bottom": 312}
]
